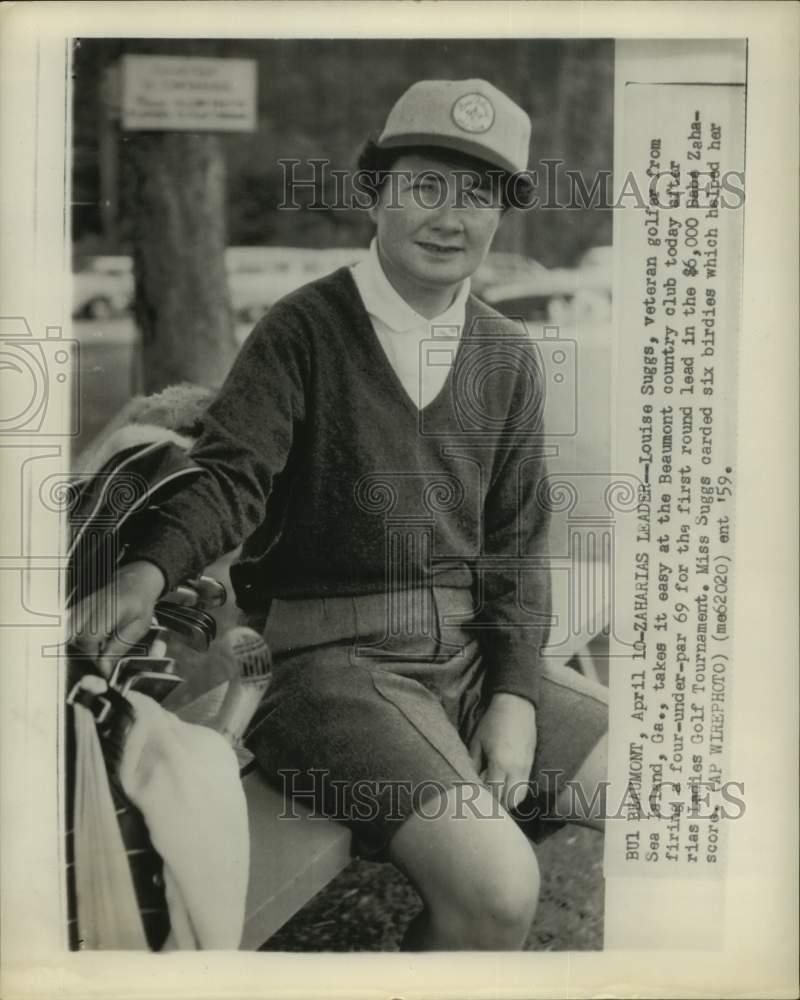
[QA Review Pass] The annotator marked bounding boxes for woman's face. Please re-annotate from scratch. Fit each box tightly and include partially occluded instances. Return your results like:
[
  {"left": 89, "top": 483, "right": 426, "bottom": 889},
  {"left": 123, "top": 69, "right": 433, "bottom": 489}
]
[{"left": 369, "top": 152, "right": 504, "bottom": 315}]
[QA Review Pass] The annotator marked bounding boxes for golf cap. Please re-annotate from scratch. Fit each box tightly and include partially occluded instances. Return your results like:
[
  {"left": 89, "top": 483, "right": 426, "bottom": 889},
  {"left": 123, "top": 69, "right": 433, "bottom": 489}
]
[{"left": 377, "top": 79, "right": 531, "bottom": 175}]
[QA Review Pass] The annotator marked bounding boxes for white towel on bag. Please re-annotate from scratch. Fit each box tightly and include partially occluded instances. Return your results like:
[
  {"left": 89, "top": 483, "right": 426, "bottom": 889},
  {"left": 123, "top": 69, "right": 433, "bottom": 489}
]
[{"left": 117, "top": 691, "right": 249, "bottom": 950}]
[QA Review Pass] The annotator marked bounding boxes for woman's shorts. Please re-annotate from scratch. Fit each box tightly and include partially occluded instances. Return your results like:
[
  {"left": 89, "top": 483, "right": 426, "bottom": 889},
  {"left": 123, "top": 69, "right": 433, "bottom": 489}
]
[{"left": 244, "top": 587, "right": 608, "bottom": 857}]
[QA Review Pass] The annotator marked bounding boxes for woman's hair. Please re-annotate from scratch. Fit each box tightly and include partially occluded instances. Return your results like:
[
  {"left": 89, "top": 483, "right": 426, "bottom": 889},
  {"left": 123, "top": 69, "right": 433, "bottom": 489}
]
[{"left": 355, "top": 136, "right": 534, "bottom": 211}]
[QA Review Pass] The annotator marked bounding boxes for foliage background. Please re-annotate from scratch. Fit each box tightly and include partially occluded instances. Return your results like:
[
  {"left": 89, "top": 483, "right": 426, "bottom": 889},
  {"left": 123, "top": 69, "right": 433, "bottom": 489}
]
[{"left": 72, "top": 37, "right": 614, "bottom": 267}]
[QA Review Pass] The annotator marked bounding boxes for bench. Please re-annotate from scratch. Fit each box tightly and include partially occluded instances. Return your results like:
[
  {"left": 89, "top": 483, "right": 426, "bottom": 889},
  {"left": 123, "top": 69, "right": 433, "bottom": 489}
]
[
  {"left": 241, "top": 766, "right": 353, "bottom": 949},
  {"left": 239, "top": 577, "right": 611, "bottom": 950}
]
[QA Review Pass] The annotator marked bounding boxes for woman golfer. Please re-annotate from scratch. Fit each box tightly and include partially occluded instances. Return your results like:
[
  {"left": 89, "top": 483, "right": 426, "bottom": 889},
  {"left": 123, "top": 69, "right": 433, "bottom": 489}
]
[{"left": 72, "top": 79, "right": 608, "bottom": 950}]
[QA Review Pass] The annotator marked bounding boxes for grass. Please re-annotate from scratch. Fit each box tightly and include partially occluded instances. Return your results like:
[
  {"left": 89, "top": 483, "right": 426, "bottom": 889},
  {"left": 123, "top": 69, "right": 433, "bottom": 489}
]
[{"left": 262, "top": 824, "right": 603, "bottom": 952}]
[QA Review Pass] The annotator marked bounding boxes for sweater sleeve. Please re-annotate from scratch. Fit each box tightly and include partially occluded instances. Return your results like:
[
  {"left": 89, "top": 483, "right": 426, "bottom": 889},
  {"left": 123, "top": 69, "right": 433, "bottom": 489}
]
[
  {"left": 122, "top": 305, "right": 307, "bottom": 594},
  {"left": 474, "top": 347, "right": 551, "bottom": 709}
]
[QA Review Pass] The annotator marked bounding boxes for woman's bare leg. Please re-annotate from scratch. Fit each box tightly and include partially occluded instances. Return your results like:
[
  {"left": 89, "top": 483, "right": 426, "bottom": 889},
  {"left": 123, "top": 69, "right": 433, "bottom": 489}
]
[{"left": 388, "top": 783, "right": 540, "bottom": 950}]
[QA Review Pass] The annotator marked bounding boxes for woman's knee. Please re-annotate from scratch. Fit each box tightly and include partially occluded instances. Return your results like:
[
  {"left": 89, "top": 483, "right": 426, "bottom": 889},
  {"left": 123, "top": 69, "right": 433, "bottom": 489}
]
[
  {"left": 429, "top": 839, "right": 539, "bottom": 948},
  {"left": 462, "top": 836, "right": 539, "bottom": 930},
  {"left": 391, "top": 786, "right": 540, "bottom": 947}
]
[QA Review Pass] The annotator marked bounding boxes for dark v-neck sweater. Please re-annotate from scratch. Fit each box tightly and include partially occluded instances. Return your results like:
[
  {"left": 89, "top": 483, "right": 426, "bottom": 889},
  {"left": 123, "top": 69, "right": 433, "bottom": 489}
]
[{"left": 127, "top": 267, "right": 552, "bottom": 706}]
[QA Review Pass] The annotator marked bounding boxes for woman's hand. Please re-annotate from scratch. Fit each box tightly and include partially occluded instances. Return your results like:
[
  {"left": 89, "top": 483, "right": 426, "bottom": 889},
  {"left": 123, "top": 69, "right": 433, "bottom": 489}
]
[
  {"left": 68, "top": 560, "right": 166, "bottom": 677},
  {"left": 469, "top": 692, "right": 537, "bottom": 813}
]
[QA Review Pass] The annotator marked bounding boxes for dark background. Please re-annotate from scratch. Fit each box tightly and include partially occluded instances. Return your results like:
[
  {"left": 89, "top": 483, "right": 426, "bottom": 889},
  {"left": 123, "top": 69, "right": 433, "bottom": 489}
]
[{"left": 72, "top": 37, "right": 613, "bottom": 267}]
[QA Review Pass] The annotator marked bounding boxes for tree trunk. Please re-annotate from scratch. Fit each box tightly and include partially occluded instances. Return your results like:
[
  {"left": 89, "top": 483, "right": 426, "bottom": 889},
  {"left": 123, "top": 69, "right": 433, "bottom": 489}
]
[{"left": 126, "top": 131, "right": 236, "bottom": 394}]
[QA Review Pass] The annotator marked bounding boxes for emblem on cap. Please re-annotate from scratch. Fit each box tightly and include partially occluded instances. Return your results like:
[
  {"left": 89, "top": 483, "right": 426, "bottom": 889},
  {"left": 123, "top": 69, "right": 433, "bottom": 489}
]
[{"left": 451, "top": 93, "right": 495, "bottom": 134}]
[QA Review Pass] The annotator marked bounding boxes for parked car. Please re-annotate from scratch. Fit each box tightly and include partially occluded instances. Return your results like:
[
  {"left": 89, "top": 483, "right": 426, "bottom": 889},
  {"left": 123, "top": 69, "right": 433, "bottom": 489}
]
[
  {"left": 73, "top": 245, "right": 578, "bottom": 325},
  {"left": 73, "top": 255, "right": 134, "bottom": 319},
  {"left": 226, "top": 246, "right": 367, "bottom": 322},
  {"left": 72, "top": 248, "right": 370, "bottom": 324},
  {"left": 482, "top": 247, "right": 612, "bottom": 326},
  {"left": 471, "top": 251, "right": 547, "bottom": 297}
]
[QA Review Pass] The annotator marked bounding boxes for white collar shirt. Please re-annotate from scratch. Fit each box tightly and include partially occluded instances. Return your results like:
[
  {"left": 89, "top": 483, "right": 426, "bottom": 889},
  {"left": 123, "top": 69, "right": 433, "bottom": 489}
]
[{"left": 351, "top": 239, "right": 470, "bottom": 409}]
